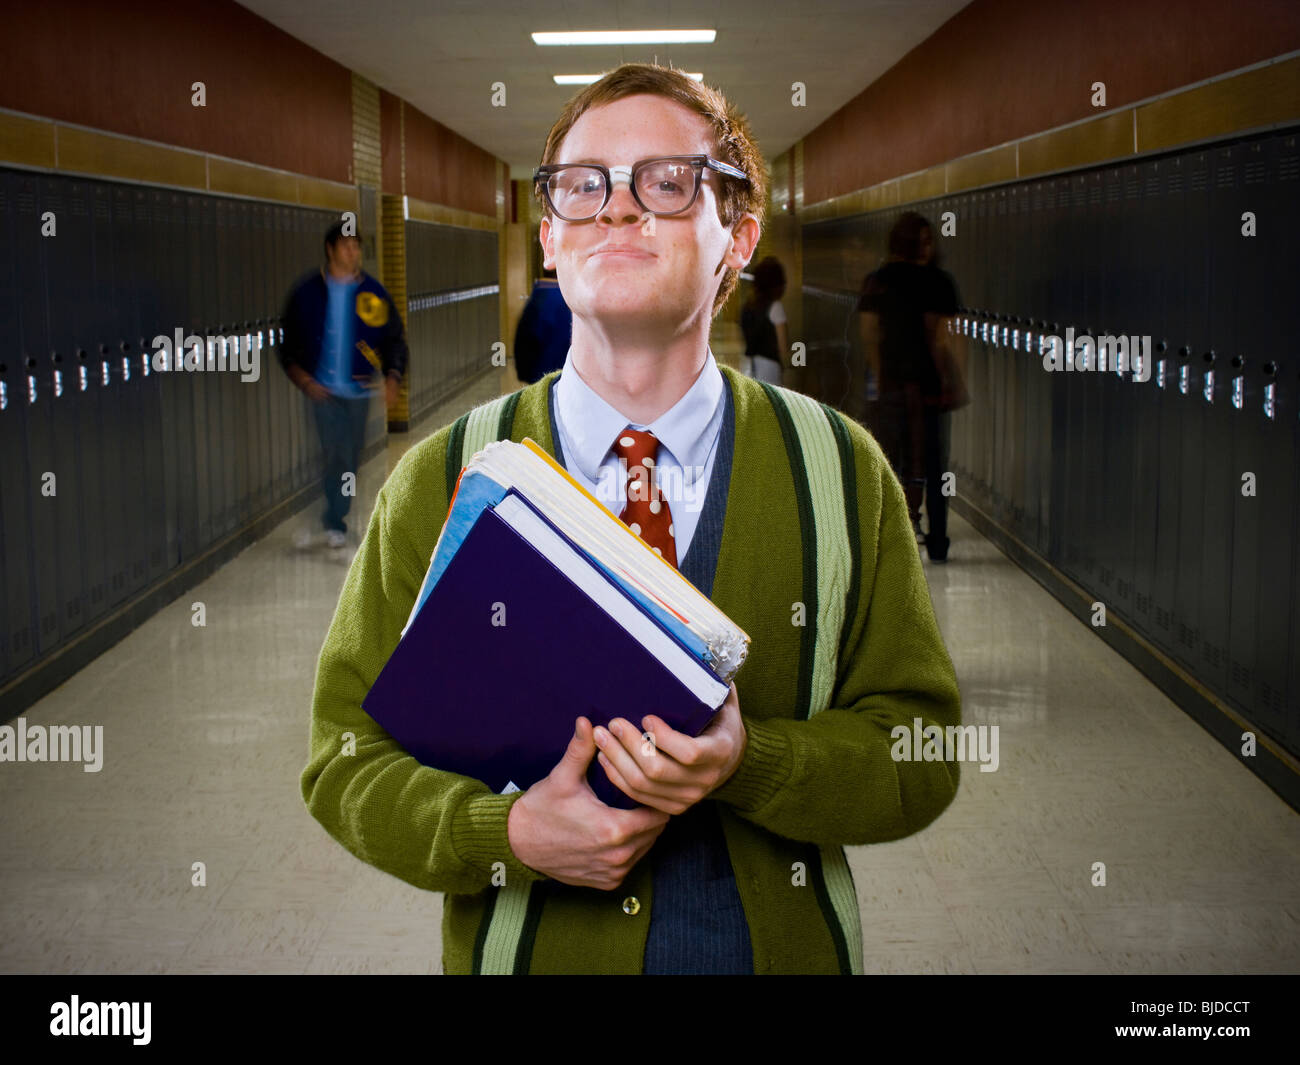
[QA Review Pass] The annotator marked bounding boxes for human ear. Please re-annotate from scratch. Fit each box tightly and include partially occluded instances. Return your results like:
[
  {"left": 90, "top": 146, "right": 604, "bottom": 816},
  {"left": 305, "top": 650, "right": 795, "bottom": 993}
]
[
  {"left": 724, "top": 214, "right": 761, "bottom": 271},
  {"left": 540, "top": 216, "right": 556, "bottom": 270}
]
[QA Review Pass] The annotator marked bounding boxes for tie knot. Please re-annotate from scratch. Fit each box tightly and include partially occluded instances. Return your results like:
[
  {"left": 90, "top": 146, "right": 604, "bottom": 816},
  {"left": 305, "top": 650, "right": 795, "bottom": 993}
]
[{"left": 611, "top": 428, "right": 660, "bottom": 469}]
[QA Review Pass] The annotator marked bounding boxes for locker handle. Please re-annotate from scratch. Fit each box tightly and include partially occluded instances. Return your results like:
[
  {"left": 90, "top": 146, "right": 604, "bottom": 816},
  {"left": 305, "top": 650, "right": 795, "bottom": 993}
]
[
  {"left": 1262, "top": 361, "right": 1277, "bottom": 376},
  {"left": 1202, "top": 350, "right": 1215, "bottom": 364},
  {"left": 1230, "top": 355, "right": 1244, "bottom": 370}
]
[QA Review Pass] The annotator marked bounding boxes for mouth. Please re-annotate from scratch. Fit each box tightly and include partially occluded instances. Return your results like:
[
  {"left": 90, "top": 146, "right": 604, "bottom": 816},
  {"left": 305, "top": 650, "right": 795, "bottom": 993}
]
[{"left": 590, "top": 246, "right": 656, "bottom": 260}]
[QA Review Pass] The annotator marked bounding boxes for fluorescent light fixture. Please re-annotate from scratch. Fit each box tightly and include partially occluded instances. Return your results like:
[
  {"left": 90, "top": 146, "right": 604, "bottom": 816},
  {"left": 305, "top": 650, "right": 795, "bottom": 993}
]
[
  {"left": 533, "top": 30, "right": 716, "bottom": 46},
  {"left": 554, "top": 72, "right": 702, "bottom": 85}
]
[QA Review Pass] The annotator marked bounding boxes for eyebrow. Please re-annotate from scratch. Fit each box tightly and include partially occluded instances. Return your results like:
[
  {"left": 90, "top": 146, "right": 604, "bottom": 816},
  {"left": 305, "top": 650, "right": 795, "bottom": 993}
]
[{"left": 564, "top": 155, "right": 700, "bottom": 165}]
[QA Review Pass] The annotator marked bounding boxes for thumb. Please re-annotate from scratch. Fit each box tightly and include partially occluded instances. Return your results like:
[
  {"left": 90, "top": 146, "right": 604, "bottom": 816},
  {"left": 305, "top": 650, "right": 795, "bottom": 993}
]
[{"left": 557, "top": 716, "right": 598, "bottom": 782}]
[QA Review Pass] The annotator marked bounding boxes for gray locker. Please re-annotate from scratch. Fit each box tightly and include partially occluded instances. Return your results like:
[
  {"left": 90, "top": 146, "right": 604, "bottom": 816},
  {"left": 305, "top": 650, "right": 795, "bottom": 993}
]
[
  {"left": 188, "top": 193, "right": 213, "bottom": 552},
  {"left": 1150, "top": 156, "right": 1189, "bottom": 659},
  {"left": 132, "top": 187, "right": 168, "bottom": 586},
  {"left": 43, "top": 177, "right": 93, "bottom": 633},
  {"left": 169, "top": 192, "right": 198, "bottom": 563},
  {"left": 0, "top": 171, "right": 37, "bottom": 680},
  {"left": 110, "top": 183, "right": 151, "bottom": 599}
]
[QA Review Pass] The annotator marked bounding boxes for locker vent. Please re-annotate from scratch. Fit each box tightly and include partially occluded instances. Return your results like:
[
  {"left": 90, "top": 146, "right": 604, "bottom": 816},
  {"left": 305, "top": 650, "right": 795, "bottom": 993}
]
[{"left": 1231, "top": 661, "right": 1250, "bottom": 688}]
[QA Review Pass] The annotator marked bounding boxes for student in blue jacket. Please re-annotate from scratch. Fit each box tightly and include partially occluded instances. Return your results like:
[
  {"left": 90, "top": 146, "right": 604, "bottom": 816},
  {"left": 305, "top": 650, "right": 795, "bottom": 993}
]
[{"left": 280, "top": 222, "right": 408, "bottom": 549}]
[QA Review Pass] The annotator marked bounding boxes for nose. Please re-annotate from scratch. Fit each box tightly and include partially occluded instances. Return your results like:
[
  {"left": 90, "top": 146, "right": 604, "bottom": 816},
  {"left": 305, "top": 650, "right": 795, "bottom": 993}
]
[{"left": 601, "top": 170, "right": 643, "bottom": 223}]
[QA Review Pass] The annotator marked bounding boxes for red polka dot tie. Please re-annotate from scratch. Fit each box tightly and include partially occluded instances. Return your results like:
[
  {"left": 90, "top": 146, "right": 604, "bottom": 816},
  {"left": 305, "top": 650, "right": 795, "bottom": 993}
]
[{"left": 611, "top": 428, "right": 677, "bottom": 568}]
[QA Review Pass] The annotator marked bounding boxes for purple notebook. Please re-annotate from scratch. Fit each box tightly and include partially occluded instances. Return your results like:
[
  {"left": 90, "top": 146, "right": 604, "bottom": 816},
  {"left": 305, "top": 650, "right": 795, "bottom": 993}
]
[{"left": 361, "top": 495, "right": 725, "bottom": 808}]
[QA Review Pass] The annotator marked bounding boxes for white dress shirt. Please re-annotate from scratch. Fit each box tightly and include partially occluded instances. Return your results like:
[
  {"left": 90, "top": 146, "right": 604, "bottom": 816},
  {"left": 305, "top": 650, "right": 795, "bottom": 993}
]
[{"left": 552, "top": 349, "right": 725, "bottom": 561}]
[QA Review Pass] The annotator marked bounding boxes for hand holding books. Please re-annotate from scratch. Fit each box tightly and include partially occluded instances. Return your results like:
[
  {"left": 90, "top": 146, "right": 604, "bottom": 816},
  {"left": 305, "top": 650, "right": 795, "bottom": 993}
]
[
  {"left": 506, "top": 716, "right": 671, "bottom": 891},
  {"left": 592, "top": 682, "right": 747, "bottom": 815}
]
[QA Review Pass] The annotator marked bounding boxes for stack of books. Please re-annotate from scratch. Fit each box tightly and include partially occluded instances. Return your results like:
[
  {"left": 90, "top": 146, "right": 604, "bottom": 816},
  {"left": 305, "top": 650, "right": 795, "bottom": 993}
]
[{"left": 362, "top": 438, "right": 750, "bottom": 808}]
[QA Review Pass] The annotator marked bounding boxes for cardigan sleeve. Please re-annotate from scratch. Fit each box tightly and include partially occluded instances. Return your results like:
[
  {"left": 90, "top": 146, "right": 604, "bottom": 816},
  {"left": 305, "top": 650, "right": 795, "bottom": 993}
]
[
  {"left": 299, "top": 436, "right": 547, "bottom": 895},
  {"left": 710, "top": 421, "right": 962, "bottom": 845}
]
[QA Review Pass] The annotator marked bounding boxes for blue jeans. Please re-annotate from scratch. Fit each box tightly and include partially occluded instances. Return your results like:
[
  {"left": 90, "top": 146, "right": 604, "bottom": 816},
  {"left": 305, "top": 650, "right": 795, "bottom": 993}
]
[{"left": 312, "top": 393, "right": 371, "bottom": 533}]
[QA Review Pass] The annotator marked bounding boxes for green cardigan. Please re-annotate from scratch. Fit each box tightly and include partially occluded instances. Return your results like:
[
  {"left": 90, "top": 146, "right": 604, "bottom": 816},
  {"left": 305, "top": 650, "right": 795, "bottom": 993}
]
[{"left": 300, "top": 366, "right": 961, "bottom": 974}]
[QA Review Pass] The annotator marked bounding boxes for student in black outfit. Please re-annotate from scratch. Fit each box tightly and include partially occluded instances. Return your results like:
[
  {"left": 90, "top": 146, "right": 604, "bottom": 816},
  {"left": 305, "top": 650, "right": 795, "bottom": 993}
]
[
  {"left": 915, "top": 223, "right": 965, "bottom": 563},
  {"left": 856, "top": 212, "right": 964, "bottom": 562}
]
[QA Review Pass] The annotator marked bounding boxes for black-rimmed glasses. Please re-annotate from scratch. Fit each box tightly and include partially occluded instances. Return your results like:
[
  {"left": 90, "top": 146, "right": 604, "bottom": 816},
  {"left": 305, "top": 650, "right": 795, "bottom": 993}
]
[{"left": 533, "top": 155, "right": 749, "bottom": 222}]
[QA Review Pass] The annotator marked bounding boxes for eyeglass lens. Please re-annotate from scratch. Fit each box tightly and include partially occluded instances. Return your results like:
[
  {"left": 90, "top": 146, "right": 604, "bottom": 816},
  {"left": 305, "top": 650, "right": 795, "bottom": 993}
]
[{"left": 547, "top": 160, "right": 698, "bottom": 219}]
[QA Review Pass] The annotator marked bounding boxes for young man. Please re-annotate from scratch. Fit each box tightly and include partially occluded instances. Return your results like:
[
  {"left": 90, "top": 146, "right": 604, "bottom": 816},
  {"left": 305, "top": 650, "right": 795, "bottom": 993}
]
[
  {"left": 280, "top": 222, "right": 407, "bottom": 549},
  {"left": 301, "top": 64, "right": 961, "bottom": 974}
]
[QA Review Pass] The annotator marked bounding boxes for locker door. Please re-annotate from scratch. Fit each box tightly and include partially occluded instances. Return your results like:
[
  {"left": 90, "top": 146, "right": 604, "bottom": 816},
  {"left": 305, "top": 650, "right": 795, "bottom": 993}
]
[
  {"left": 1041, "top": 179, "right": 1065, "bottom": 561},
  {"left": 110, "top": 183, "right": 150, "bottom": 599},
  {"left": 189, "top": 192, "right": 213, "bottom": 552},
  {"left": 211, "top": 196, "right": 234, "bottom": 540},
  {"left": 1100, "top": 164, "right": 1134, "bottom": 620},
  {"left": 1007, "top": 185, "right": 1030, "bottom": 542},
  {"left": 1081, "top": 170, "right": 1108, "bottom": 592},
  {"left": 250, "top": 201, "right": 271, "bottom": 514},
  {"left": 272, "top": 203, "right": 291, "bottom": 500},
  {"left": 84, "top": 197, "right": 118, "bottom": 610},
  {"left": 989, "top": 187, "right": 1008, "bottom": 526},
  {"left": 1028, "top": 181, "right": 1051, "bottom": 555},
  {"left": 133, "top": 186, "right": 168, "bottom": 586},
  {"left": 232, "top": 198, "right": 252, "bottom": 528},
  {"left": 1145, "top": 155, "right": 1186, "bottom": 658},
  {"left": 1170, "top": 149, "right": 1213, "bottom": 676},
  {"left": 297, "top": 207, "right": 317, "bottom": 494},
  {"left": 1058, "top": 174, "right": 1088, "bottom": 582},
  {"left": 1127, "top": 161, "right": 1161, "bottom": 643},
  {"left": 42, "top": 176, "right": 92, "bottom": 635},
  {"left": 0, "top": 170, "right": 38, "bottom": 680},
  {"left": 1045, "top": 178, "right": 1069, "bottom": 569},
  {"left": 1189, "top": 144, "right": 1242, "bottom": 697},
  {"left": 19, "top": 174, "right": 59, "bottom": 654},
  {"left": 973, "top": 191, "right": 991, "bottom": 508},
  {"left": 168, "top": 191, "right": 197, "bottom": 564}
]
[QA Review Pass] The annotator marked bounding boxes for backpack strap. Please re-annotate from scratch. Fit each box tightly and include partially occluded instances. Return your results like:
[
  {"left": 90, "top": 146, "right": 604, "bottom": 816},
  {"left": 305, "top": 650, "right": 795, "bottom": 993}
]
[
  {"left": 444, "top": 390, "right": 523, "bottom": 500},
  {"left": 444, "top": 388, "right": 539, "bottom": 974},
  {"left": 758, "top": 381, "right": 865, "bottom": 976}
]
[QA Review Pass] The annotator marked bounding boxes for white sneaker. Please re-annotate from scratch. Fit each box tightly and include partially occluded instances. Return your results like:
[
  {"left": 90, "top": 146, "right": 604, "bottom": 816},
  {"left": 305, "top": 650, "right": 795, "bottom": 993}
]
[{"left": 326, "top": 530, "right": 347, "bottom": 549}]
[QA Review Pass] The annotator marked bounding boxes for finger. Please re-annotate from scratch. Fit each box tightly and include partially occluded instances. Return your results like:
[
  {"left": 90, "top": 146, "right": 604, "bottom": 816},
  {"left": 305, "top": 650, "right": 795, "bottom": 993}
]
[
  {"left": 595, "top": 745, "right": 647, "bottom": 805},
  {"left": 558, "top": 716, "right": 598, "bottom": 783},
  {"left": 595, "top": 748, "right": 682, "bottom": 813},
  {"left": 595, "top": 724, "right": 677, "bottom": 796},
  {"left": 598, "top": 751, "right": 695, "bottom": 817},
  {"left": 637, "top": 714, "right": 711, "bottom": 768},
  {"left": 603, "top": 718, "right": 683, "bottom": 778}
]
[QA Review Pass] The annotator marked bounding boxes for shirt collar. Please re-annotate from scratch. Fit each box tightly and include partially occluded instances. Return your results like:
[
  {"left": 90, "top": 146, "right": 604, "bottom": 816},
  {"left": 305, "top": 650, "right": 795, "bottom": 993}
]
[{"left": 554, "top": 349, "right": 725, "bottom": 485}]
